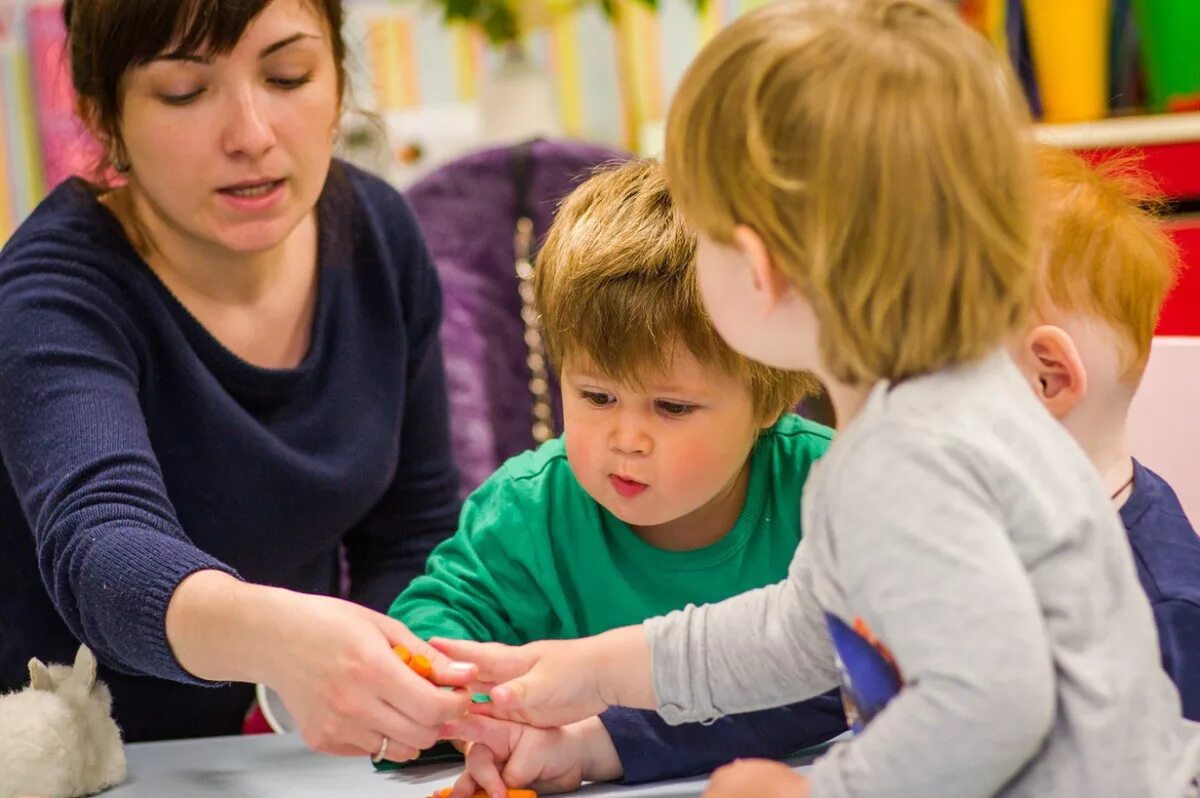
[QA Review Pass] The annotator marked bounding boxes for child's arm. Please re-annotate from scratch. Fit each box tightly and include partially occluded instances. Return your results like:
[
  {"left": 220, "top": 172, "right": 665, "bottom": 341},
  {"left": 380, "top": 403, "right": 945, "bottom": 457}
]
[
  {"left": 645, "top": 547, "right": 840, "bottom": 724},
  {"left": 433, "top": 555, "right": 840, "bottom": 727},
  {"left": 599, "top": 691, "right": 845, "bottom": 784},
  {"left": 387, "top": 473, "right": 552, "bottom": 645}
]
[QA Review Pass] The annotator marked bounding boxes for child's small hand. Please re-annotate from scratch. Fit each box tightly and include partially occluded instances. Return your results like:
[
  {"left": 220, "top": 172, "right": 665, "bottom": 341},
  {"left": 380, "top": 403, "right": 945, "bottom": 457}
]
[
  {"left": 441, "top": 715, "right": 622, "bottom": 798},
  {"left": 431, "top": 626, "right": 652, "bottom": 728},
  {"left": 703, "top": 759, "right": 810, "bottom": 798}
]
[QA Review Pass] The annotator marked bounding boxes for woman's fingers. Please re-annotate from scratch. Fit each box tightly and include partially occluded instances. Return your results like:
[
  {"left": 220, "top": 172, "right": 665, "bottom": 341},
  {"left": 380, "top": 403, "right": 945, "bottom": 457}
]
[
  {"left": 377, "top": 617, "right": 478, "bottom": 688},
  {"left": 370, "top": 643, "right": 472, "bottom": 735}
]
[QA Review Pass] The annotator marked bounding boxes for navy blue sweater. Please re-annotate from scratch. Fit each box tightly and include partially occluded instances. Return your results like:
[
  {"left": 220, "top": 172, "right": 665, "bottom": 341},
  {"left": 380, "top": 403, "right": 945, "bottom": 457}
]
[
  {"left": 0, "top": 162, "right": 461, "bottom": 741},
  {"left": 1121, "top": 459, "right": 1200, "bottom": 722}
]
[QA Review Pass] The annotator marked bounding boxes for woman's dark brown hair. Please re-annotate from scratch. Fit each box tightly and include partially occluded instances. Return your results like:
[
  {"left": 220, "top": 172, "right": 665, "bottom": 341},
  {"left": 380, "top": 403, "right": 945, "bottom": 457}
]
[{"left": 63, "top": 0, "right": 346, "bottom": 172}]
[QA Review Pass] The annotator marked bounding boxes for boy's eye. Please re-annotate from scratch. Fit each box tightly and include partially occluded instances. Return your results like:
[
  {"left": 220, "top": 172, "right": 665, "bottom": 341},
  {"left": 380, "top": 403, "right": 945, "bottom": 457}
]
[
  {"left": 580, "top": 390, "right": 614, "bottom": 408},
  {"left": 656, "top": 400, "right": 697, "bottom": 417}
]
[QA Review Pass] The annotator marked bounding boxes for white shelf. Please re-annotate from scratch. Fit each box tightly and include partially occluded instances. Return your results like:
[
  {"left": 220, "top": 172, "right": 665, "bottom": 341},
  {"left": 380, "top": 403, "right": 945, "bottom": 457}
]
[{"left": 1036, "top": 112, "right": 1200, "bottom": 149}]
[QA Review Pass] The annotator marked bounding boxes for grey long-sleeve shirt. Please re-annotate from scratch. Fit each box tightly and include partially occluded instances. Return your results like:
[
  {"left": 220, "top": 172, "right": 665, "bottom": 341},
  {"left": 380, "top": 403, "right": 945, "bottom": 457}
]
[{"left": 647, "top": 351, "right": 1200, "bottom": 797}]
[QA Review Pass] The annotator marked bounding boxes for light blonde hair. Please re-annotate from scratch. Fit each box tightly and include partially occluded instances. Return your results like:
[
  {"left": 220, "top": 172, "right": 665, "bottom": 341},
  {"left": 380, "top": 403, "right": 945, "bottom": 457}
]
[
  {"left": 665, "top": 0, "right": 1035, "bottom": 384},
  {"left": 1034, "top": 146, "right": 1179, "bottom": 383},
  {"left": 535, "top": 158, "right": 819, "bottom": 424}
]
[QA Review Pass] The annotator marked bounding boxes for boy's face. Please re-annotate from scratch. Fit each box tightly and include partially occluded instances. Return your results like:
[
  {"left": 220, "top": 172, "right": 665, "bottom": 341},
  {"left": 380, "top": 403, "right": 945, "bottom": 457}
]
[{"left": 561, "top": 346, "right": 763, "bottom": 536}]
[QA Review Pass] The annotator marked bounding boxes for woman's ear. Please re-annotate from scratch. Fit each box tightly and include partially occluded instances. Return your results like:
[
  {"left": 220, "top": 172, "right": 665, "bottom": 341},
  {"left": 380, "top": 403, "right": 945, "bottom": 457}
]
[
  {"left": 731, "top": 225, "right": 793, "bottom": 315},
  {"left": 76, "top": 98, "right": 128, "bottom": 172},
  {"left": 1016, "top": 325, "right": 1088, "bottom": 419}
]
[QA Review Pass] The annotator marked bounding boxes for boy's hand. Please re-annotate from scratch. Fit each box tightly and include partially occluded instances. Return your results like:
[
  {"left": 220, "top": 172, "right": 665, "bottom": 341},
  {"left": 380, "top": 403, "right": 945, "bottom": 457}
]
[
  {"left": 703, "top": 759, "right": 810, "bottom": 798},
  {"left": 430, "top": 626, "right": 653, "bottom": 728},
  {"left": 440, "top": 715, "right": 621, "bottom": 798}
]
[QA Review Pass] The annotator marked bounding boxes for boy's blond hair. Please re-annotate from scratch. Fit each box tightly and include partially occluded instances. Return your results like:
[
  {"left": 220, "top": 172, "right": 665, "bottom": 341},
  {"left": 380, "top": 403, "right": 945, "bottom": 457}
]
[
  {"left": 535, "top": 158, "right": 818, "bottom": 424},
  {"left": 1035, "top": 145, "right": 1179, "bottom": 383},
  {"left": 665, "top": 0, "right": 1035, "bottom": 385}
]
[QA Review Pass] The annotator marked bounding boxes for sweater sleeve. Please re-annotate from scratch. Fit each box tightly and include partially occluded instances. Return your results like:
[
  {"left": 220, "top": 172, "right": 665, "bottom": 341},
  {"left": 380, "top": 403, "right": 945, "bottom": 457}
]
[
  {"left": 0, "top": 266, "right": 239, "bottom": 684},
  {"left": 343, "top": 214, "right": 462, "bottom": 612},
  {"left": 646, "top": 547, "right": 840, "bottom": 722},
  {"left": 387, "top": 468, "right": 552, "bottom": 645},
  {"left": 1153, "top": 598, "right": 1200, "bottom": 722},
  {"left": 601, "top": 692, "right": 846, "bottom": 784}
]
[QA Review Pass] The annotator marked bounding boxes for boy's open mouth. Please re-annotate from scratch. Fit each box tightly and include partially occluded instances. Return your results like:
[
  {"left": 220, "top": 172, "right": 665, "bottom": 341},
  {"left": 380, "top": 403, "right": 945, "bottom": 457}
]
[{"left": 610, "top": 474, "right": 648, "bottom": 498}]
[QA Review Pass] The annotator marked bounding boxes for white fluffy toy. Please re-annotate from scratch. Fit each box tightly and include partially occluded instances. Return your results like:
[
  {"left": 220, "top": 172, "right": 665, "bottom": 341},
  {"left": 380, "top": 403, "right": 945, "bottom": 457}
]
[{"left": 0, "top": 645, "right": 127, "bottom": 798}]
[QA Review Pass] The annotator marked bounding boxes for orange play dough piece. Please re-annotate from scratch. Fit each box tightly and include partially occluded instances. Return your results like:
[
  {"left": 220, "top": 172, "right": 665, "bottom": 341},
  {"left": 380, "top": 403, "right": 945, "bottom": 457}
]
[
  {"left": 429, "top": 790, "right": 537, "bottom": 798},
  {"left": 410, "top": 654, "right": 434, "bottom": 680}
]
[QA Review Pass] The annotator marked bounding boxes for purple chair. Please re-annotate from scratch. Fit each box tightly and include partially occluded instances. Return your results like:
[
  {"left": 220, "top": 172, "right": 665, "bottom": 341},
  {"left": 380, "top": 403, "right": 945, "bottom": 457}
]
[{"left": 406, "top": 140, "right": 629, "bottom": 496}]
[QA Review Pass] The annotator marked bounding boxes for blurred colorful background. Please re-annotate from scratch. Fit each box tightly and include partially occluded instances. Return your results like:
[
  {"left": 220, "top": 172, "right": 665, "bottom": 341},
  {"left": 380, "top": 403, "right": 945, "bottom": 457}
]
[{"left": 3, "top": 0, "right": 1200, "bottom": 262}]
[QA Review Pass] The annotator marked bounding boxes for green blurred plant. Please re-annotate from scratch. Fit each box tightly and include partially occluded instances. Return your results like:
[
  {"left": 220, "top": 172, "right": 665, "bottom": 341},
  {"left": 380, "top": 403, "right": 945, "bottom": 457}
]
[{"left": 428, "top": 0, "right": 707, "bottom": 45}]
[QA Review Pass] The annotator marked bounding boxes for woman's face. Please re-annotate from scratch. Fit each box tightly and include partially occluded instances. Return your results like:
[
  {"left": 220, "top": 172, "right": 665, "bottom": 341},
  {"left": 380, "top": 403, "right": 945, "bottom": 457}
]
[{"left": 115, "top": 0, "right": 340, "bottom": 256}]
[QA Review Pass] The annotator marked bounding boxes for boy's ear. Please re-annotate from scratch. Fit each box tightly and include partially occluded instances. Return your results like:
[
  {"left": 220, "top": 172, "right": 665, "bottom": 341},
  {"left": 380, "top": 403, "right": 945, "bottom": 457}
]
[
  {"left": 28, "top": 658, "right": 54, "bottom": 691},
  {"left": 731, "top": 225, "right": 792, "bottom": 314},
  {"left": 1017, "top": 325, "right": 1088, "bottom": 419}
]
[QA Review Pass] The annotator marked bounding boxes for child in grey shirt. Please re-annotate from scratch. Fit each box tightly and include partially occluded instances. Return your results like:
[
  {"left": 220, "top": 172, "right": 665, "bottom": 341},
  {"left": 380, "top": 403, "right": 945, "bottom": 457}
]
[{"left": 431, "top": 2, "right": 1200, "bottom": 797}]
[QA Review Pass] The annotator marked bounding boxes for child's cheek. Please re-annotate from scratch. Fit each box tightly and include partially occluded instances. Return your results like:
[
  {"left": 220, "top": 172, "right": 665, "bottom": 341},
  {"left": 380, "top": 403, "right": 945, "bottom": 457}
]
[{"left": 663, "top": 437, "right": 721, "bottom": 490}]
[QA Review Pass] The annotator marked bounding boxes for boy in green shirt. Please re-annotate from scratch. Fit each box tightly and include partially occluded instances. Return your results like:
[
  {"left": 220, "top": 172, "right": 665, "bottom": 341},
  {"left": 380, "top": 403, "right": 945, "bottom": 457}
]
[{"left": 388, "top": 159, "right": 845, "bottom": 791}]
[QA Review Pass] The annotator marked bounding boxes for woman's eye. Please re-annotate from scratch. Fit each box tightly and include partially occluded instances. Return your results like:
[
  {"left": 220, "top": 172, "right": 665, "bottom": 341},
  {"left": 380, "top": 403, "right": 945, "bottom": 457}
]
[
  {"left": 160, "top": 88, "right": 205, "bottom": 106},
  {"left": 657, "top": 400, "right": 697, "bottom": 417},
  {"left": 581, "top": 391, "right": 614, "bottom": 408},
  {"left": 269, "top": 74, "right": 313, "bottom": 90}
]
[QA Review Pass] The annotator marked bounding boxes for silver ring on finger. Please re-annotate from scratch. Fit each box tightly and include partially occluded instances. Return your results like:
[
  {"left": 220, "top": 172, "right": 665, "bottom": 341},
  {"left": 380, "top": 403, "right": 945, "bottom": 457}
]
[{"left": 371, "top": 735, "right": 389, "bottom": 764}]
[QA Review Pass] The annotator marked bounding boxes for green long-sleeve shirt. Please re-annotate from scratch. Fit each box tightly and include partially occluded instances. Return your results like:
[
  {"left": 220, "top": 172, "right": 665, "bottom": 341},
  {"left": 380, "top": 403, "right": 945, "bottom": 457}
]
[{"left": 388, "top": 414, "right": 832, "bottom": 643}]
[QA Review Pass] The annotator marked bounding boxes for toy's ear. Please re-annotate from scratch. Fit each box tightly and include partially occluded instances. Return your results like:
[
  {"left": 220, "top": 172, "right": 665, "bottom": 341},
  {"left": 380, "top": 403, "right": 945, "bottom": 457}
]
[
  {"left": 28, "top": 658, "right": 54, "bottom": 691},
  {"left": 73, "top": 645, "right": 97, "bottom": 691}
]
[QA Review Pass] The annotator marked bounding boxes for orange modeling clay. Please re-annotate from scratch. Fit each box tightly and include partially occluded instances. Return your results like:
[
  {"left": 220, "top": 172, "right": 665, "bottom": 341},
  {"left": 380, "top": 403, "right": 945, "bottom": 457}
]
[
  {"left": 410, "top": 654, "right": 434, "bottom": 680},
  {"left": 429, "top": 789, "right": 537, "bottom": 798},
  {"left": 393, "top": 645, "right": 436, "bottom": 682}
]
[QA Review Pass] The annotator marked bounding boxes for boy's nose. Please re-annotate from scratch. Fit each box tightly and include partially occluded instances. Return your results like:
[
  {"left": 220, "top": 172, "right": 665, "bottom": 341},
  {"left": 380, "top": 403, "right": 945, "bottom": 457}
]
[{"left": 610, "top": 422, "right": 652, "bottom": 456}]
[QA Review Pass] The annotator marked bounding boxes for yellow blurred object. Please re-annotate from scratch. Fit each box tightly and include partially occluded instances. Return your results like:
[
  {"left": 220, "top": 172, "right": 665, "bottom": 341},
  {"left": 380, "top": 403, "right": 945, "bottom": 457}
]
[{"left": 1023, "top": 0, "right": 1111, "bottom": 123}]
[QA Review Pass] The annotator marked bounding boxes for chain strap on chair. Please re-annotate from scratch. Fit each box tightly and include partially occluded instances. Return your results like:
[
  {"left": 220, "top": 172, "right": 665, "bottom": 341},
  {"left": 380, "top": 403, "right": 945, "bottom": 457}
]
[{"left": 510, "top": 141, "right": 556, "bottom": 445}]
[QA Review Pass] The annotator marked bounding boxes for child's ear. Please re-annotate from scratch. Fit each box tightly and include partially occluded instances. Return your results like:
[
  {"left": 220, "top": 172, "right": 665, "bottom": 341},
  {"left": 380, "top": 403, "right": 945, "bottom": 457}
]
[
  {"left": 1017, "top": 325, "right": 1087, "bottom": 419},
  {"left": 73, "top": 645, "right": 98, "bottom": 691},
  {"left": 731, "top": 225, "right": 792, "bottom": 313},
  {"left": 28, "top": 658, "right": 54, "bottom": 691}
]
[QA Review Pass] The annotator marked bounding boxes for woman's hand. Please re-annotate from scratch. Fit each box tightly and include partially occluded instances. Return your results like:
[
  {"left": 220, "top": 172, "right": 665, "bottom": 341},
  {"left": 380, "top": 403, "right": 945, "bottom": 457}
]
[
  {"left": 441, "top": 715, "right": 621, "bottom": 798},
  {"left": 703, "top": 759, "right": 810, "bottom": 798},
  {"left": 166, "top": 570, "right": 476, "bottom": 761},
  {"left": 431, "top": 626, "right": 654, "bottom": 728}
]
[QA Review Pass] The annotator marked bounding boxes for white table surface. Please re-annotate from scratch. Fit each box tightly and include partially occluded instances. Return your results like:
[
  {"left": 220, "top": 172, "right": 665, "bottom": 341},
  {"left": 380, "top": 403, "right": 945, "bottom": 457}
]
[{"left": 106, "top": 732, "right": 819, "bottom": 798}]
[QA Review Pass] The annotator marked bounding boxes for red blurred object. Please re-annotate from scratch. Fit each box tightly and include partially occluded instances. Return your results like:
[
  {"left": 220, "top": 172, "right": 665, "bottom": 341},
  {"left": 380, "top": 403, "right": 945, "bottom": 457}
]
[{"left": 242, "top": 702, "right": 273, "bottom": 735}]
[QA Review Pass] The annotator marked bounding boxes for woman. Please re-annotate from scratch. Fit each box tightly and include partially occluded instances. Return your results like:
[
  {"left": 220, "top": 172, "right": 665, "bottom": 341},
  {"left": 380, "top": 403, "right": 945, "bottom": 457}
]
[{"left": 0, "top": 0, "right": 473, "bottom": 761}]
